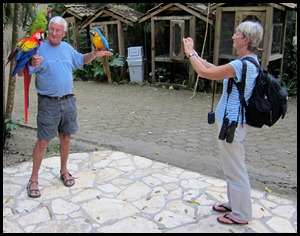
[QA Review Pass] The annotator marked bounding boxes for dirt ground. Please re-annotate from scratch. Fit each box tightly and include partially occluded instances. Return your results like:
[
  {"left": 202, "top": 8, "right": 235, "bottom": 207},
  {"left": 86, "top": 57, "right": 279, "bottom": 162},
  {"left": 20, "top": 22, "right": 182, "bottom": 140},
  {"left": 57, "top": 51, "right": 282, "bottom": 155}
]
[{"left": 3, "top": 126, "right": 101, "bottom": 168}]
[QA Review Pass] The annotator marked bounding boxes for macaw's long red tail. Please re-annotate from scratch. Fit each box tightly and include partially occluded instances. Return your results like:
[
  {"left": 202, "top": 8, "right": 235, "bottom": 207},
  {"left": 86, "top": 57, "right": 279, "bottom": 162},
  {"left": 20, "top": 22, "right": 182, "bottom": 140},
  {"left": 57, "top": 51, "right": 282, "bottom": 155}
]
[{"left": 23, "top": 64, "right": 31, "bottom": 125}]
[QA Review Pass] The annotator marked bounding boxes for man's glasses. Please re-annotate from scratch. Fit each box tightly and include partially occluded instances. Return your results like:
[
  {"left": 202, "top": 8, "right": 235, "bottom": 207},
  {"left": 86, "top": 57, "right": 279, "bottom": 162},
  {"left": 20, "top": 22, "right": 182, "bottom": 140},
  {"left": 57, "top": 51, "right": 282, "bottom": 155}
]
[{"left": 49, "top": 27, "right": 63, "bottom": 34}]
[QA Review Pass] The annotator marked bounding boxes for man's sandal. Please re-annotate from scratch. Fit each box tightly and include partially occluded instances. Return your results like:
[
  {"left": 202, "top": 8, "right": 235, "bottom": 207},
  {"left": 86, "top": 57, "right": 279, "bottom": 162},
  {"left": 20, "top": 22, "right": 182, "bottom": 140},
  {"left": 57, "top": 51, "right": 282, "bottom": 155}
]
[
  {"left": 27, "top": 179, "right": 41, "bottom": 198},
  {"left": 60, "top": 169, "right": 75, "bottom": 187}
]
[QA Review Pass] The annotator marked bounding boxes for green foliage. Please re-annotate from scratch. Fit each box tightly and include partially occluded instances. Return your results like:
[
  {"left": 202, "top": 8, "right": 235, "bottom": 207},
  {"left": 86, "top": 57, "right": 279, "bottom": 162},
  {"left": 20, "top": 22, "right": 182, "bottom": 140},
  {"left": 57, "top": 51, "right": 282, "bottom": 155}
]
[
  {"left": 46, "top": 142, "right": 60, "bottom": 155},
  {"left": 73, "top": 63, "right": 94, "bottom": 81},
  {"left": 73, "top": 53, "right": 126, "bottom": 83},
  {"left": 281, "top": 76, "right": 297, "bottom": 96},
  {"left": 281, "top": 10, "right": 297, "bottom": 95},
  {"left": 3, "top": 118, "right": 22, "bottom": 148},
  {"left": 109, "top": 54, "right": 126, "bottom": 67},
  {"left": 47, "top": 3, "right": 65, "bottom": 16},
  {"left": 95, "top": 53, "right": 127, "bottom": 83},
  {"left": 149, "top": 67, "right": 170, "bottom": 82},
  {"left": 21, "top": 3, "right": 39, "bottom": 29},
  {"left": 280, "top": 39, "right": 297, "bottom": 96},
  {"left": 4, "top": 118, "right": 22, "bottom": 132},
  {"left": 4, "top": 3, "right": 38, "bottom": 29},
  {"left": 192, "top": 79, "right": 211, "bottom": 93},
  {"left": 3, "top": 3, "right": 14, "bottom": 26},
  {"left": 258, "top": 10, "right": 297, "bottom": 96}
]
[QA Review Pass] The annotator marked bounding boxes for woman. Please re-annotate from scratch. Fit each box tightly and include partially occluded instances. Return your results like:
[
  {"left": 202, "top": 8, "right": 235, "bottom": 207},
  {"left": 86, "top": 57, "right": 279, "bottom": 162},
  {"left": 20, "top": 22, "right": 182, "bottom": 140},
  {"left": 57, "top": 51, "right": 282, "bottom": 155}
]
[{"left": 183, "top": 21, "right": 263, "bottom": 225}]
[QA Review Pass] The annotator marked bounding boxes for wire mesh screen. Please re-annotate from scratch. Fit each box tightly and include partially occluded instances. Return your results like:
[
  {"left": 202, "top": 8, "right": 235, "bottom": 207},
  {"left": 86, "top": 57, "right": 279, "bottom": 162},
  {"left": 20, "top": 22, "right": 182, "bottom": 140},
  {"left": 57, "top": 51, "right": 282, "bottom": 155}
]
[
  {"left": 154, "top": 20, "right": 170, "bottom": 57},
  {"left": 173, "top": 24, "right": 181, "bottom": 56},
  {"left": 123, "top": 24, "right": 144, "bottom": 53},
  {"left": 195, "top": 19, "right": 210, "bottom": 58},
  {"left": 219, "top": 11, "right": 235, "bottom": 55},
  {"left": 66, "top": 22, "right": 74, "bottom": 46},
  {"left": 272, "top": 8, "right": 284, "bottom": 54},
  {"left": 107, "top": 24, "right": 119, "bottom": 54}
]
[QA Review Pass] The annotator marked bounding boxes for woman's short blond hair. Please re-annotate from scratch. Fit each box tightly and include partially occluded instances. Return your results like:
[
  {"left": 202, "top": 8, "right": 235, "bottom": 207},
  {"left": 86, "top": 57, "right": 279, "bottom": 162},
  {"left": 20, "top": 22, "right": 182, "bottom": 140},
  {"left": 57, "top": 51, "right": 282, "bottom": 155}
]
[{"left": 236, "top": 21, "right": 263, "bottom": 51}]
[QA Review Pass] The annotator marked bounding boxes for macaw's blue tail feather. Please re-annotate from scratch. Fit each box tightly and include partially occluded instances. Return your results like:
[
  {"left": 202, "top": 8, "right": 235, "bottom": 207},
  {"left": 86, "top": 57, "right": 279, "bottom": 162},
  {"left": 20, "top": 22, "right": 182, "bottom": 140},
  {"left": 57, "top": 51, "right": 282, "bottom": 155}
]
[
  {"left": 12, "top": 64, "right": 24, "bottom": 77},
  {"left": 12, "top": 52, "right": 33, "bottom": 77}
]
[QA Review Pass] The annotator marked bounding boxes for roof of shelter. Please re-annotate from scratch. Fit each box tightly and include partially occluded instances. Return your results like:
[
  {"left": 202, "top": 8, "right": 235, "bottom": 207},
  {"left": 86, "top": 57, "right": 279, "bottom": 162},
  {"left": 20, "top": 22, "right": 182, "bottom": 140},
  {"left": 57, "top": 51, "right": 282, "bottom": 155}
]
[
  {"left": 278, "top": 3, "right": 297, "bottom": 9},
  {"left": 138, "top": 3, "right": 215, "bottom": 24},
  {"left": 80, "top": 4, "right": 144, "bottom": 29},
  {"left": 209, "top": 3, "right": 297, "bottom": 10},
  {"left": 61, "top": 4, "right": 98, "bottom": 20}
]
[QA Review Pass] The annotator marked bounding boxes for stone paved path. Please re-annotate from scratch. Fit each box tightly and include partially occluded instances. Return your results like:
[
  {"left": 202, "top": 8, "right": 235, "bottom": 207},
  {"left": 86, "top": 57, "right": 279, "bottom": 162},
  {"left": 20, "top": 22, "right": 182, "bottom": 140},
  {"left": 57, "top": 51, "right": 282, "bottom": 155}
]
[{"left": 3, "top": 151, "right": 297, "bottom": 233}]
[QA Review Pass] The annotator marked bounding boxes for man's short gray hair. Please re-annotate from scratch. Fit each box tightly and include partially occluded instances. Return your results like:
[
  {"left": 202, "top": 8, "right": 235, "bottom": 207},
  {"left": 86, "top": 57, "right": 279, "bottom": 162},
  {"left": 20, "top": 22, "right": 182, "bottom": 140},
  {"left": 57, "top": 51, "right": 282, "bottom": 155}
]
[{"left": 49, "top": 16, "right": 68, "bottom": 32}]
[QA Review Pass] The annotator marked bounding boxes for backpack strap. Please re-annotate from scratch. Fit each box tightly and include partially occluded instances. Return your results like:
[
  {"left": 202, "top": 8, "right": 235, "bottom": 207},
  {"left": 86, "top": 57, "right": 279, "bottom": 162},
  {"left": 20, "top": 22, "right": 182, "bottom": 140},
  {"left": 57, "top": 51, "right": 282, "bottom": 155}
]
[
  {"left": 227, "top": 58, "right": 251, "bottom": 126},
  {"left": 238, "top": 60, "right": 247, "bottom": 106},
  {"left": 242, "top": 56, "right": 268, "bottom": 85},
  {"left": 242, "top": 56, "right": 260, "bottom": 69},
  {"left": 236, "top": 60, "right": 248, "bottom": 126},
  {"left": 223, "top": 78, "right": 233, "bottom": 118}
]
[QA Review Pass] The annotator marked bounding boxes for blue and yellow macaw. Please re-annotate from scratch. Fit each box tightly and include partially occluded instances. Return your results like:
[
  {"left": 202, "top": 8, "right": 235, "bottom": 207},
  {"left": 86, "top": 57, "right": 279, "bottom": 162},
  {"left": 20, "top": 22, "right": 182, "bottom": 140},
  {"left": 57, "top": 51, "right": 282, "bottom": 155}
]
[
  {"left": 89, "top": 27, "right": 111, "bottom": 82},
  {"left": 6, "top": 30, "right": 44, "bottom": 124}
]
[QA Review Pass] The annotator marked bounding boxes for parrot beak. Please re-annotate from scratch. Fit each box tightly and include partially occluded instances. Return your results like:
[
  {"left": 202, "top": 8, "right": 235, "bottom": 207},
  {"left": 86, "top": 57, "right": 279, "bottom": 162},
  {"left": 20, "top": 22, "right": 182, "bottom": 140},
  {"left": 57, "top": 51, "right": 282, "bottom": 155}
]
[
  {"left": 33, "top": 30, "right": 45, "bottom": 41},
  {"left": 89, "top": 29, "right": 94, "bottom": 36},
  {"left": 46, "top": 10, "right": 51, "bottom": 21},
  {"left": 47, "top": 13, "right": 51, "bottom": 22}
]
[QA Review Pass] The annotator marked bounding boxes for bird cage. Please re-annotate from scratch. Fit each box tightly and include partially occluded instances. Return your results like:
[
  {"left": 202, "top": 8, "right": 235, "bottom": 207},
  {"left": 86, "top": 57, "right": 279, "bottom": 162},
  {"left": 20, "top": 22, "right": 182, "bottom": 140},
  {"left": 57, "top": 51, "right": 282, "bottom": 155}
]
[
  {"left": 212, "top": 3, "right": 291, "bottom": 74},
  {"left": 170, "top": 20, "right": 185, "bottom": 60}
]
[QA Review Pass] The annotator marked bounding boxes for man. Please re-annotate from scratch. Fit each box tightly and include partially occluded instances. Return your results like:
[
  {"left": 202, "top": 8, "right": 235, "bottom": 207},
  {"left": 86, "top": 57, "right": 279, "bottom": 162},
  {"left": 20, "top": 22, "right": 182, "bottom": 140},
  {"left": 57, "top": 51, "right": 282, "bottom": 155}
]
[{"left": 17, "top": 16, "right": 113, "bottom": 198}]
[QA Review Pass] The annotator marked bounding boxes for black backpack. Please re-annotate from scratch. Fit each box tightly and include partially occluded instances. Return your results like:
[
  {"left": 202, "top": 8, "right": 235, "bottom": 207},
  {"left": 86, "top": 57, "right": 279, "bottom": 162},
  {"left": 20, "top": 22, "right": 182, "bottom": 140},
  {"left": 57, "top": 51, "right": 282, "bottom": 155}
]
[{"left": 230, "top": 57, "right": 288, "bottom": 128}]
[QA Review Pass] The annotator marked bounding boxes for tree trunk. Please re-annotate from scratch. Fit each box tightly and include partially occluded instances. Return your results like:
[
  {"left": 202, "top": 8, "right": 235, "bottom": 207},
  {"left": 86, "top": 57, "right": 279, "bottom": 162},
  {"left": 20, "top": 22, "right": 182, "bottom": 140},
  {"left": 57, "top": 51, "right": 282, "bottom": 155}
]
[
  {"left": 3, "top": 39, "right": 7, "bottom": 145},
  {"left": 5, "top": 3, "right": 20, "bottom": 121}
]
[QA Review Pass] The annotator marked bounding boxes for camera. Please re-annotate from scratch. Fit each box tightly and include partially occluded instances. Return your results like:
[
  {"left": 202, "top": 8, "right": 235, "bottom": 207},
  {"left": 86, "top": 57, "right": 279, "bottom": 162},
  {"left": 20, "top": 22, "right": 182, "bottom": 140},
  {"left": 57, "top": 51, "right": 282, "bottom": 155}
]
[
  {"left": 218, "top": 117, "right": 237, "bottom": 143},
  {"left": 208, "top": 111, "right": 215, "bottom": 124}
]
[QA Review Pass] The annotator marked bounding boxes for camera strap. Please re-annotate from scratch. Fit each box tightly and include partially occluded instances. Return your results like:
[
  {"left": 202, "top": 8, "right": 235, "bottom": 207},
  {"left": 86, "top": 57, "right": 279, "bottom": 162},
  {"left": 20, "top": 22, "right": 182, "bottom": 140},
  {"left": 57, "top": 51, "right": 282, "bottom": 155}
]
[
  {"left": 228, "top": 61, "right": 247, "bottom": 127},
  {"left": 222, "top": 79, "right": 232, "bottom": 118},
  {"left": 210, "top": 80, "right": 216, "bottom": 112}
]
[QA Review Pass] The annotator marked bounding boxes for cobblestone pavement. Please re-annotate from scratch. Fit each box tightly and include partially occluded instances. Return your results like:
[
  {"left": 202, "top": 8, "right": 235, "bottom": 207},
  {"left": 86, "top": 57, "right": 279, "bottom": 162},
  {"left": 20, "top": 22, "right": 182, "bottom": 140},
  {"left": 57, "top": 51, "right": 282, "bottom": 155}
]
[
  {"left": 3, "top": 151, "right": 297, "bottom": 233},
  {"left": 11, "top": 80, "right": 297, "bottom": 200}
]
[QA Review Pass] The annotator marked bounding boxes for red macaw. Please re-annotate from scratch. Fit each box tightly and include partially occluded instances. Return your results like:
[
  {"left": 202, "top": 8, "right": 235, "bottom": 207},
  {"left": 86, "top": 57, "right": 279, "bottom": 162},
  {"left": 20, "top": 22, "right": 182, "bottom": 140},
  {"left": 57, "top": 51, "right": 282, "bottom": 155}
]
[
  {"left": 89, "top": 27, "right": 111, "bottom": 82},
  {"left": 6, "top": 30, "right": 44, "bottom": 124}
]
